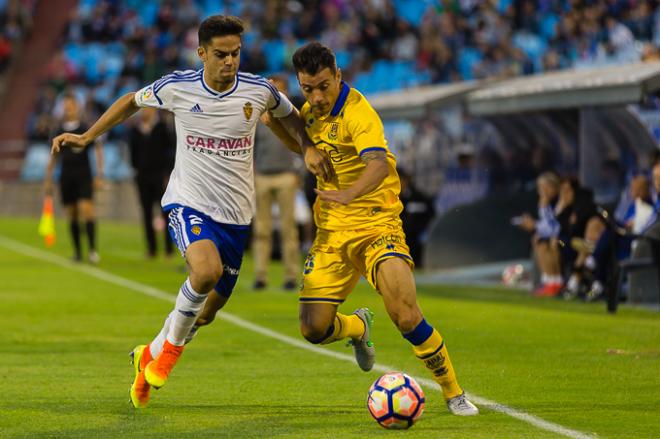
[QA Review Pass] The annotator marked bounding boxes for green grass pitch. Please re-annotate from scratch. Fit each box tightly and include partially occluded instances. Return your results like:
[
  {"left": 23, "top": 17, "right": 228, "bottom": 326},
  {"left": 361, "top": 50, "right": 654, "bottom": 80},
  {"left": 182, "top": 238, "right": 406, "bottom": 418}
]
[{"left": 0, "top": 216, "right": 658, "bottom": 438}]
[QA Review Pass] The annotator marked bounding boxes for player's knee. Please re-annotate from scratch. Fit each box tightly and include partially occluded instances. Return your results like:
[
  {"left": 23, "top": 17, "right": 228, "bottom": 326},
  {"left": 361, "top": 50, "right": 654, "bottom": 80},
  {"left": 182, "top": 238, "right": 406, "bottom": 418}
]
[
  {"left": 393, "top": 314, "right": 419, "bottom": 334},
  {"left": 190, "top": 264, "right": 222, "bottom": 293},
  {"left": 389, "top": 307, "right": 421, "bottom": 334},
  {"left": 300, "top": 322, "right": 329, "bottom": 344},
  {"left": 585, "top": 217, "right": 605, "bottom": 240}
]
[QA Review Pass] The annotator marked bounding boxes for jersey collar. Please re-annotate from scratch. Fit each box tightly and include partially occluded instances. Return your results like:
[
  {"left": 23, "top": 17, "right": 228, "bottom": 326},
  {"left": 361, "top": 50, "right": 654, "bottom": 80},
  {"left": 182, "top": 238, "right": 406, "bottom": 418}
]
[
  {"left": 200, "top": 69, "right": 239, "bottom": 98},
  {"left": 329, "top": 81, "right": 350, "bottom": 117}
]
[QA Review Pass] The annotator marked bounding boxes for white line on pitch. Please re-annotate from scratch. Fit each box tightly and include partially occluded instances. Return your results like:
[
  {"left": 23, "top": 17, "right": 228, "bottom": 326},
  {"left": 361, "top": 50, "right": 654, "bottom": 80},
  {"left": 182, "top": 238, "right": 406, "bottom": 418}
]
[{"left": 0, "top": 235, "right": 597, "bottom": 439}]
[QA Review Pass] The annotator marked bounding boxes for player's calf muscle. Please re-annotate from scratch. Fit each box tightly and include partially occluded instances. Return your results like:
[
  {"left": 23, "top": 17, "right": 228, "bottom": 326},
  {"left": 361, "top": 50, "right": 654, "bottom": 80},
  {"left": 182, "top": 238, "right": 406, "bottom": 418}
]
[{"left": 196, "top": 293, "right": 227, "bottom": 327}]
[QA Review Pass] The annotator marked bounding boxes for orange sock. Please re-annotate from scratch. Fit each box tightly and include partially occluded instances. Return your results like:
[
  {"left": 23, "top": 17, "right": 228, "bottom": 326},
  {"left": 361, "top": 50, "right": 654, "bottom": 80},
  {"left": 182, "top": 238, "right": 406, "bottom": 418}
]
[{"left": 141, "top": 345, "right": 154, "bottom": 370}]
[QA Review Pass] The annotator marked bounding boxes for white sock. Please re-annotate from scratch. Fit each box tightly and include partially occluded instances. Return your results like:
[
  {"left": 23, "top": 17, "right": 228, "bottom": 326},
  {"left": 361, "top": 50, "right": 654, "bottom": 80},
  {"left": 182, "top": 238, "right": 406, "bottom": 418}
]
[
  {"left": 541, "top": 273, "right": 549, "bottom": 284},
  {"left": 166, "top": 278, "right": 208, "bottom": 346},
  {"left": 149, "top": 311, "right": 175, "bottom": 358},
  {"left": 549, "top": 275, "right": 562, "bottom": 284}
]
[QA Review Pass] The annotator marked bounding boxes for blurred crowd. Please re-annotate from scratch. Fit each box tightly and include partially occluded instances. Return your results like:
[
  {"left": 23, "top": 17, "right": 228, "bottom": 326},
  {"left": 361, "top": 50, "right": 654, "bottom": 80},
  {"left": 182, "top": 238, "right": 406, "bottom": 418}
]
[
  {"left": 14, "top": 0, "right": 660, "bottom": 142},
  {"left": 0, "top": 0, "right": 34, "bottom": 74},
  {"left": 6, "top": 0, "right": 660, "bottom": 274},
  {"left": 513, "top": 151, "right": 660, "bottom": 301}
]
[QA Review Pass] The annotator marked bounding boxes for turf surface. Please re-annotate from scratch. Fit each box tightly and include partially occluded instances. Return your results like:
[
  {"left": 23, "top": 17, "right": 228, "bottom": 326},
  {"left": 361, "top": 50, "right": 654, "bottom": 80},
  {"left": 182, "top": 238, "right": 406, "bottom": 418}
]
[{"left": 0, "top": 217, "right": 658, "bottom": 438}]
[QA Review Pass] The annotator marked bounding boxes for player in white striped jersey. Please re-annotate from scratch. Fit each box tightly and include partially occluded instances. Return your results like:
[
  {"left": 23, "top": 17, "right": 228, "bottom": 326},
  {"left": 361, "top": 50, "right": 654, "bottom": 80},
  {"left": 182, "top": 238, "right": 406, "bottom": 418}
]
[{"left": 51, "top": 15, "right": 334, "bottom": 409}]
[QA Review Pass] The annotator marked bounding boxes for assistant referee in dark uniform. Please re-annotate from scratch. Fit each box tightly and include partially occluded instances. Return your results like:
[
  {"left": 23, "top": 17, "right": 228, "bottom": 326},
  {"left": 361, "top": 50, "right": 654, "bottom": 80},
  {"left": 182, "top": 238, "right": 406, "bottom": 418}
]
[{"left": 45, "top": 93, "right": 104, "bottom": 263}]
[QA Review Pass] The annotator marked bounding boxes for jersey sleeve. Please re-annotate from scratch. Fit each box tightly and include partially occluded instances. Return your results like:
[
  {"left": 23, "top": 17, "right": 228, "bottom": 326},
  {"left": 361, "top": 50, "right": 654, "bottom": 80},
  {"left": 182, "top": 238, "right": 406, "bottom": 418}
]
[
  {"left": 345, "top": 101, "right": 387, "bottom": 157},
  {"left": 269, "top": 90, "right": 294, "bottom": 118},
  {"left": 535, "top": 205, "right": 560, "bottom": 238},
  {"left": 134, "top": 78, "right": 175, "bottom": 111}
]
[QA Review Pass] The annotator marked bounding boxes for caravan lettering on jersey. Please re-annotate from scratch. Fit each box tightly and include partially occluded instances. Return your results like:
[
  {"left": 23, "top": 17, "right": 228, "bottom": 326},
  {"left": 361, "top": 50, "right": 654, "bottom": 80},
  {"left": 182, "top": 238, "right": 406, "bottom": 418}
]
[{"left": 185, "top": 135, "right": 253, "bottom": 151}]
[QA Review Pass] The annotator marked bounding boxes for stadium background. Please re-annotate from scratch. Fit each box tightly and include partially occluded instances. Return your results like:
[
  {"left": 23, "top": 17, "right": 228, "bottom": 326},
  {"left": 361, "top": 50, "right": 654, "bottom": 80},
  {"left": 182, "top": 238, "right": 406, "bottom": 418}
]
[
  {"left": 2, "top": 0, "right": 660, "bottom": 272},
  {"left": 0, "top": 1, "right": 659, "bottom": 438}
]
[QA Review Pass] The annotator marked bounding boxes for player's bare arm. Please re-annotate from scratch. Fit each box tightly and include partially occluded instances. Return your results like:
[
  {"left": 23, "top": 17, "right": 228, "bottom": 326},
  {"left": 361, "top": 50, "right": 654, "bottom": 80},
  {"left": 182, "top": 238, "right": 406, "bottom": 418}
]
[
  {"left": 275, "top": 108, "right": 335, "bottom": 181},
  {"left": 51, "top": 92, "right": 140, "bottom": 154},
  {"left": 315, "top": 149, "right": 389, "bottom": 205},
  {"left": 260, "top": 111, "right": 302, "bottom": 154},
  {"left": 93, "top": 140, "right": 105, "bottom": 189},
  {"left": 43, "top": 153, "right": 57, "bottom": 195}
]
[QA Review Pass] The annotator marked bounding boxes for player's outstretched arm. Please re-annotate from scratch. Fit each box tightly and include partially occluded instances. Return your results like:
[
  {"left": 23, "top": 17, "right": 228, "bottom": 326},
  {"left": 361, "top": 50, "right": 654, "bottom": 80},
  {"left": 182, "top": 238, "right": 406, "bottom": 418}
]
[
  {"left": 51, "top": 93, "right": 140, "bottom": 154},
  {"left": 315, "top": 149, "right": 389, "bottom": 205},
  {"left": 276, "top": 108, "right": 335, "bottom": 182}
]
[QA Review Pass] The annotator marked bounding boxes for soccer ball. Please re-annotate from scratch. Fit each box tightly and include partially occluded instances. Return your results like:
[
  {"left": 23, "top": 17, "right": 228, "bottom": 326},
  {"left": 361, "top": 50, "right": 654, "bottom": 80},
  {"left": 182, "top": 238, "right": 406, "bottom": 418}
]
[
  {"left": 367, "top": 372, "right": 425, "bottom": 429},
  {"left": 501, "top": 263, "right": 525, "bottom": 286}
]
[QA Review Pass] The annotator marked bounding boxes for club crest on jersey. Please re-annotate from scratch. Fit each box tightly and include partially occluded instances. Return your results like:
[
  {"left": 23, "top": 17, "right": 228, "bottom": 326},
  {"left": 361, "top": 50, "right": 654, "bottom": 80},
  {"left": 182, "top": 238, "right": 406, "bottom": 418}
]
[
  {"left": 141, "top": 87, "right": 153, "bottom": 101},
  {"left": 191, "top": 225, "right": 201, "bottom": 236},
  {"left": 243, "top": 102, "right": 253, "bottom": 120},
  {"left": 328, "top": 122, "right": 339, "bottom": 140}
]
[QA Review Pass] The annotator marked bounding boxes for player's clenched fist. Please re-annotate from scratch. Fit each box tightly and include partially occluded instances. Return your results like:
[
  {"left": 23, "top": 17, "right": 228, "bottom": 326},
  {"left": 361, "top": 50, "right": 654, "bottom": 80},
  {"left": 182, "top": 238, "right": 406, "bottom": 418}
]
[
  {"left": 304, "top": 146, "right": 335, "bottom": 182},
  {"left": 51, "top": 132, "right": 89, "bottom": 154}
]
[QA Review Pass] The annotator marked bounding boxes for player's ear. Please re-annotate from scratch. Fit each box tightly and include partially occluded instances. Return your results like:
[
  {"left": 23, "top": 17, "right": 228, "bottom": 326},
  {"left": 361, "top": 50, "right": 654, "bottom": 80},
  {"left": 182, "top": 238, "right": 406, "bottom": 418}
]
[
  {"left": 197, "top": 46, "right": 206, "bottom": 62},
  {"left": 336, "top": 68, "right": 342, "bottom": 83}
]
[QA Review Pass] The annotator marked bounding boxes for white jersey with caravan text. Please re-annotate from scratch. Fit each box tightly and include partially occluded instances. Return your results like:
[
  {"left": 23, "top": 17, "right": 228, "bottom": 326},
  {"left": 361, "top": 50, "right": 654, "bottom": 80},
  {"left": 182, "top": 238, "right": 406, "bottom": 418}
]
[{"left": 134, "top": 69, "right": 294, "bottom": 225}]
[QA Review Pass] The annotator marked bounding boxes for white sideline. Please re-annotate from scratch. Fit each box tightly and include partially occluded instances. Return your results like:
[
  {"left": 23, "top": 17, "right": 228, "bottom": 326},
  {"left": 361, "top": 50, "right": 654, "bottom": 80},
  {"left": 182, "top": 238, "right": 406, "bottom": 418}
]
[{"left": 0, "top": 235, "right": 597, "bottom": 439}]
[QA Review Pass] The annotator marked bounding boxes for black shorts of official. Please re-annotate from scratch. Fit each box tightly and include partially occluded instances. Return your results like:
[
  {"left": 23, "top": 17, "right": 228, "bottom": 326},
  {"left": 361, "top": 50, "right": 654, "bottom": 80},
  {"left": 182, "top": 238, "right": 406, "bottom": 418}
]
[{"left": 60, "top": 176, "right": 93, "bottom": 205}]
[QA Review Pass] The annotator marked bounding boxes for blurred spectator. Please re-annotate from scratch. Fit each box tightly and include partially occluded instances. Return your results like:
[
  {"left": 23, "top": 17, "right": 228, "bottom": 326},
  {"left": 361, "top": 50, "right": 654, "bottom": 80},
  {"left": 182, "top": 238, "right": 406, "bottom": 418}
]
[
  {"left": 626, "top": 175, "right": 655, "bottom": 236},
  {"left": 0, "top": 32, "right": 11, "bottom": 72},
  {"left": 252, "top": 76, "right": 301, "bottom": 292},
  {"left": 44, "top": 51, "right": 77, "bottom": 93},
  {"left": 556, "top": 177, "right": 599, "bottom": 298},
  {"left": 398, "top": 168, "right": 435, "bottom": 269},
  {"left": 128, "top": 107, "right": 175, "bottom": 259},
  {"left": 604, "top": 16, "right": 635, "bottom": 56},
  {"left": 515, "top": 171, "right": 563, "bottom": 297},
  {"left": 0, "top": 0, "right": 33, "bottom": 73},
  {"left": 44, "top": 94, "right": 103, "bottom": 264},
  {"left": 647, "top": 162, "right": 660, "bottom": 227},
  {"left": 570, "top": 174, "right": 654, "bottom": 301}
]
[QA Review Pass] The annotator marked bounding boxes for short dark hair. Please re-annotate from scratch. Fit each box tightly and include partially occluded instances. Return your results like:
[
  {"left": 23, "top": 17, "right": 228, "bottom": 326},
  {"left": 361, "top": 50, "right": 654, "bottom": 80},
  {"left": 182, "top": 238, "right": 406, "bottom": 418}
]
[
  {"left": 198, "top": 15, "right": 244, "bottom": 46},
  {"left": 292, "top": 42, "right": 337, "bottom": 75}
]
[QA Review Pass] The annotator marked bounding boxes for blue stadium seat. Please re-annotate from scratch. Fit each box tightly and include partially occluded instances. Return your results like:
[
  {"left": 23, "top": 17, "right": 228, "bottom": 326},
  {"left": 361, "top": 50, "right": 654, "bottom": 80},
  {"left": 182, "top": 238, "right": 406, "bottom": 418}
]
[
  {"left": 458, "top": 48, "right": 482, "bottom": 80},
  {"left": 262, "top": 40, "right": 285, "bottom": 72},
  {"left": 20, "top": 144, "right": 51, "bottom": 182},
  {"left": 334, "top": 50, "right": 352, "bottom": 70},
  {"left": 393, "top": 0, "right": 435, "bottom": 26},
  {"left": 63, "top": 43, "right": 85, "bottom": 69},
  {"left": 137, "top": 0, "right": 159, "bottom": 27},
  {"left": 512, "top": 31, "right": 548, "bottom": 71},
  {"left": 96, "top": 142, "right": 132, "bottom": 181},
  {"left": 540, "top": 13, "right": 560, "bottom": 40},
  {"left": 353, "top": 72, "right": 375, "bottom": 95},
  {"left": 496, "top": 0, "right": 513, "bottom": 13}
]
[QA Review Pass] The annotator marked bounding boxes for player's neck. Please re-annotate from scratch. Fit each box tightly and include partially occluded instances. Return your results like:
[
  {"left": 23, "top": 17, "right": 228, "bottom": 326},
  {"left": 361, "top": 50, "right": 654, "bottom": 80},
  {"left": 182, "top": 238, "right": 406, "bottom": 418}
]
[{"left": 203, "top": 70, "right": 236, "bottom": 93}]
